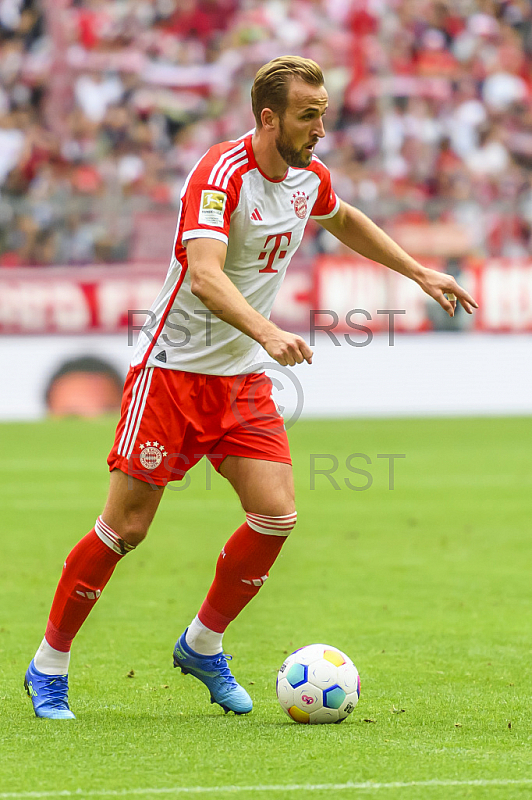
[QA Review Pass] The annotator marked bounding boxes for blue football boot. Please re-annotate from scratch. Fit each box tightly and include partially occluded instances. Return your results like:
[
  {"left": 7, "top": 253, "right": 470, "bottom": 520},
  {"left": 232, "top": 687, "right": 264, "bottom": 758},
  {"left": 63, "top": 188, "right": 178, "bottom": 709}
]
[
  {"left": 173, "top": 631, "right": 252, "bottom": 715},
  {"left": 24, "top": 659, "right": 76, "bottom": 719}
]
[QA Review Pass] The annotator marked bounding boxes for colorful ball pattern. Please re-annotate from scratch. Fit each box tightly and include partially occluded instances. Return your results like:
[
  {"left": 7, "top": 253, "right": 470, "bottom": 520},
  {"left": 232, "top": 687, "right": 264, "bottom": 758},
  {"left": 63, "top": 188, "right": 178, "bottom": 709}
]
[{"left": 276, "top": 644, "right": 360, "bottom": 724}]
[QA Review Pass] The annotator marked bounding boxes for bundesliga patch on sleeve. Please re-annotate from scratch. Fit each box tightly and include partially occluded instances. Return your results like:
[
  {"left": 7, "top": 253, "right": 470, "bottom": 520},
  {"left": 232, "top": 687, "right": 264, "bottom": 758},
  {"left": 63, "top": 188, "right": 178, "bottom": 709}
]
[{"left": 198, "top": 189, "right": 227, "bottom": 227}]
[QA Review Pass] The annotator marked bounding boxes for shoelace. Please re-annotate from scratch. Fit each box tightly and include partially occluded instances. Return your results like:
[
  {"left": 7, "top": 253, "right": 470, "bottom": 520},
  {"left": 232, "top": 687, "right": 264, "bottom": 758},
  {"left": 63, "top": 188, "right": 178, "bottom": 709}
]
[
  {"left": 211, "top": 654, "right": 238, "bottom": 688},
  {"left": 41, "top": 674, "right": 69, "bottom": 708}
]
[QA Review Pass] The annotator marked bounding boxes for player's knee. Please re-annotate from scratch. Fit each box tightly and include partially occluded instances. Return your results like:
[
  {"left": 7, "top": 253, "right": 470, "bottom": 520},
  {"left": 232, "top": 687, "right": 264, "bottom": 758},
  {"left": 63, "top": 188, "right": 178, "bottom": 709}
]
[
  {"left": 100, "top": 513, "right": 150, "bottom": 547},
  {"left": 246, "top": 489, "right": 296, "bottom": 521},
  {"left": 120, "top": 514, "right": 150, "bottom": 546}
]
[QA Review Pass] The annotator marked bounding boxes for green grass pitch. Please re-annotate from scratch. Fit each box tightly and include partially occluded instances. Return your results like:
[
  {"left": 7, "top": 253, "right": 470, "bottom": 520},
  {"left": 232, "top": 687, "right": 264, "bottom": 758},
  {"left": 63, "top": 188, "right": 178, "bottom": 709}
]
[{"left": 1, "top": 415, "right": 532, "bottom": 800}]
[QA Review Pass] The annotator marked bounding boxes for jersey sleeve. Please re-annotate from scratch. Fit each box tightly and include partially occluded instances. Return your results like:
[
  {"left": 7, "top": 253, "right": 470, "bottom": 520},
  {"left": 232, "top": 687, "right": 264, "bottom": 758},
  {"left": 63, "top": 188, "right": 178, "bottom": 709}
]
[
  {"left": 309, "top": 159, "right": 340, "bottom": 220},
  {"left": 181, "top": 146, "right": 242, "bottom": 246}
]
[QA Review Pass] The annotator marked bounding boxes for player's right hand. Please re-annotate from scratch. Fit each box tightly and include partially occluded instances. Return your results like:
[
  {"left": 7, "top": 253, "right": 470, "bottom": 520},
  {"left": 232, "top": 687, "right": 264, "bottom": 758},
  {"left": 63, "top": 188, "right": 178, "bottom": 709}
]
[{"left": 263, "top": 330, "right": 313, "bottom": 366}]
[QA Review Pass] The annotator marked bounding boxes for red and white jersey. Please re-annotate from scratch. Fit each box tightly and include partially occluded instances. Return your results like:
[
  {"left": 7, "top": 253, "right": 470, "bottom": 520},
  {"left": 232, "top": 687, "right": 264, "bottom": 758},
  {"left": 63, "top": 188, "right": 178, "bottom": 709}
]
[{"left": 132, "top": 131, "right": 339, "bottom": 375}]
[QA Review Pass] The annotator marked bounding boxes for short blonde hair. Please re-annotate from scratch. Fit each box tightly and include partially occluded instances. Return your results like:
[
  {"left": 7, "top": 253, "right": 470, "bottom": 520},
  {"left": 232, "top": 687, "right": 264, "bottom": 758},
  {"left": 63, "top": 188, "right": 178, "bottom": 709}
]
[{"left": 251, "top": 56, "right": 324, "bottom": 127}]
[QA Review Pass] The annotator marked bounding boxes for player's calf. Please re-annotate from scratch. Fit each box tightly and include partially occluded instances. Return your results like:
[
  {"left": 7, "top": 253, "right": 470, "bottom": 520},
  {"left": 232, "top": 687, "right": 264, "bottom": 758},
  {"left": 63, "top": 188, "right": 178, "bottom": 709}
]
[
  {"left": 172, "top": 512, "right": 297, "bottom": 715},
  {"left": 26, "top": 516, "right": 136, "bottom": 718},
  {"left": 198, "top": 512, "right": 297, "bottom": 632}
]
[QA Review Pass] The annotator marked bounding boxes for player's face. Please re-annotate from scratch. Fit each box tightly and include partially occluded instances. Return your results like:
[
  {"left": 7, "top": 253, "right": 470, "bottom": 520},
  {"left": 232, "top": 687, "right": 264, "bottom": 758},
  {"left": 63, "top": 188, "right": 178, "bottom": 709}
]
[{"left": 275, "top": 79, "right": 328, "bottom": 168}]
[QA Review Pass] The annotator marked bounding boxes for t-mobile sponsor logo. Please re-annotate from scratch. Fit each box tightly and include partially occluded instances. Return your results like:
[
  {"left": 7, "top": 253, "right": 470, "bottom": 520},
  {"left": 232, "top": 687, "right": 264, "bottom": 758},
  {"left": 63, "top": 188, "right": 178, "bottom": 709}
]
[{"left": 258, "top": 232, "right": 292, "bottom": 273}]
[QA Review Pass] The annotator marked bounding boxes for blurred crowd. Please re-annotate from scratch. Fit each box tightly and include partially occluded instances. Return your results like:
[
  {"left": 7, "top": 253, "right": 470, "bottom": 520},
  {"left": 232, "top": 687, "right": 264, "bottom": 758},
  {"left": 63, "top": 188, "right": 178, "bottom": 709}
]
[{"left": 1, "top": 0, "right": 531, "bottom": 267}]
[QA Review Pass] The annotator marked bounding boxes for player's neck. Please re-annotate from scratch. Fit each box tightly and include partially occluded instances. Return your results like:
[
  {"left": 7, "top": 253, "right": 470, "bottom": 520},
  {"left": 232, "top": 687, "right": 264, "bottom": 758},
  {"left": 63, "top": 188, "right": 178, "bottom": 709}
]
[{"left": 251, "top": 131, "right": 288, "bottom": 181}]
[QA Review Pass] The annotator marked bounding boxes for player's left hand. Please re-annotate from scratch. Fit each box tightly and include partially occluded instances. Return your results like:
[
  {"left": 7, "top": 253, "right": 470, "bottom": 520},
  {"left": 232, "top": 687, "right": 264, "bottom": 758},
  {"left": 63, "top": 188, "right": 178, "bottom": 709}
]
[{"left": 418, "top": 267, "right": 478, "bottom": 317}]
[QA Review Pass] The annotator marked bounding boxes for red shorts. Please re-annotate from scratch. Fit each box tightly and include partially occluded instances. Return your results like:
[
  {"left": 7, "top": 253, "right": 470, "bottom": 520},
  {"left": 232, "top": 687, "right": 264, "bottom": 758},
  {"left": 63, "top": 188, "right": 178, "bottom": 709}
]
[{"left": 107, "top": 366, "right": 291, "bottom": 486}]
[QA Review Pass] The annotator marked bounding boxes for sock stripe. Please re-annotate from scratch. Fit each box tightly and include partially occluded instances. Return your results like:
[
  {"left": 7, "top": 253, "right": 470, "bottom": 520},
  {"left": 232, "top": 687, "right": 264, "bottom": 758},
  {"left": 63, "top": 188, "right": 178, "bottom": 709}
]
[
  {"left": 95, "top": 516, "right": 135, "bottom": 555},
  {"left": 247, "top": 520, "right": 295, "bottom": 530},
  {"left": 246, "top": 512, "right": 298, "bottom": 520},
  {"left": 246, "top": 512, "right": 297, "bottom": 536}
]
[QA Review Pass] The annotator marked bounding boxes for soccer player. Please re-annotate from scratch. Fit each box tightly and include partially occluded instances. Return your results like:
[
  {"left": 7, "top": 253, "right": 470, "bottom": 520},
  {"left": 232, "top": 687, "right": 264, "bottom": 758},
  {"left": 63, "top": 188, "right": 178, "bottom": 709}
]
[{"left": 25, "top": 56, "right": 477, "bottom": 719}]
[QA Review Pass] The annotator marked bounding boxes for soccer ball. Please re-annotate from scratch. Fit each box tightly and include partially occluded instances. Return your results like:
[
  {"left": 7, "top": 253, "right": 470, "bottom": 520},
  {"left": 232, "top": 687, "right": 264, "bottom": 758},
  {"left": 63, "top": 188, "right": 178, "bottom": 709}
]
[{"left": 276, "top": 643, "right": 360, "bottom": 724}]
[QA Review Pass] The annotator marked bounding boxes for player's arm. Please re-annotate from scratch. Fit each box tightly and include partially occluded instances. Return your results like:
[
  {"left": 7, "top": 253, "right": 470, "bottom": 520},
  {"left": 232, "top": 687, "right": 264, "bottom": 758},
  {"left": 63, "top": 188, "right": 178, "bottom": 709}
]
[
  {"left": 187, "top": 237, "right": 313, "bottom": 366},
  {"left": 318, "top": 199, "right": 478, "bottom": 317}
]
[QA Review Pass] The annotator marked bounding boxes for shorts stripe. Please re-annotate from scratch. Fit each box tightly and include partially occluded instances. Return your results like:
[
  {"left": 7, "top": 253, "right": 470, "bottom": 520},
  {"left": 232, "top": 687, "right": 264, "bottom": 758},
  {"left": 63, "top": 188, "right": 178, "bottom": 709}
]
[
  {"left": 118, "top": 368, "right": 153, "bottom": 458},
  {"left": 125, "top": 368, "right": 154, "bottom": 459},
  {"left": 117, "top": 369, "right": 147, "bottom": 457},
  {"left": 118, "top": 367, "right": 150, "bottom": 457}
]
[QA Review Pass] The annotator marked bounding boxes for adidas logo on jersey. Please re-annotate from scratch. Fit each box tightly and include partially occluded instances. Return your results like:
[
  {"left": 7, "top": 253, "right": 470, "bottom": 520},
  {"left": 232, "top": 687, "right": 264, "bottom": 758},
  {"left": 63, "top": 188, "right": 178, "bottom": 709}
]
[
  {"left": 250, "top": 208, "right": 262, "bottom": 221},
  {"left": 155, "top": 350, "right": 167, "bottom": 362}
]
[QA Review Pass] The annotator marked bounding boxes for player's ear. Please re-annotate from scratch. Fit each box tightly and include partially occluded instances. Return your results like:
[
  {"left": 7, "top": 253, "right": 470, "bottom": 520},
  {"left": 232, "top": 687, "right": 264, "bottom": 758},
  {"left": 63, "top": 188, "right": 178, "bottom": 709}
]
[{"left": 261, "top": 107, "right": 277, "bottom": 131}]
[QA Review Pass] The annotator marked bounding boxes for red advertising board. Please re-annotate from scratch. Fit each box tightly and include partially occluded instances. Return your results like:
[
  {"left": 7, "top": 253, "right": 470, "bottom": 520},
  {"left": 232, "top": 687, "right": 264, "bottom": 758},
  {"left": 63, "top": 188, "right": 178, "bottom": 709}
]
[
  {"left": 313, "top": 256, "right": 532, "bottom": 333},
  {"left": 313, "top": 255, "right": 441, "bottom": 333},
  {"left": 468, "top": 259, "right": 532, "bottom": 331},
  {"left": 1, "top": 257, "right": 532, "bottom": 334},
  {"left": 0, "top": 263, "right": 312, "bottom": 335},
  {"left": 0, "top": 265, "right": 166, "bottom": 334}
]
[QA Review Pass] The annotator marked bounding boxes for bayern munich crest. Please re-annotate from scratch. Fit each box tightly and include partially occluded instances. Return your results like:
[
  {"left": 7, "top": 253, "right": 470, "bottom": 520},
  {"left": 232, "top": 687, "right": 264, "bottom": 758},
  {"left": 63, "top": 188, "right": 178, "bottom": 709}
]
[
  {"left": 291, "top": 191, "right": 309, "bottom": 219},
  {"left": 139, "top": 441, "right": 168, "bottom": 470}
]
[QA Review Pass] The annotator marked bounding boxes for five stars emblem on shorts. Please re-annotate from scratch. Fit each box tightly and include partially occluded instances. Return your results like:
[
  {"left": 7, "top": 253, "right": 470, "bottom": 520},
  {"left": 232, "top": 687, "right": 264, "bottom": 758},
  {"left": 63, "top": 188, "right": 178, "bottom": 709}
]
[
  {"left": 139, "top": 441, "right": 168, "bottom": 456},
  {"left": 138, "top": 440, "right": 168, "bottom": 470}
]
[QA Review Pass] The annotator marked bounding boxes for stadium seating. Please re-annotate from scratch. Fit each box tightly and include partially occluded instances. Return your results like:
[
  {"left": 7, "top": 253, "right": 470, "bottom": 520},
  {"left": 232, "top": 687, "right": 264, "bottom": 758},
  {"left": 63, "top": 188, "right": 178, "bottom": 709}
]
[{"left": 1, "top": 0, "right": 531, "bottom": 267}]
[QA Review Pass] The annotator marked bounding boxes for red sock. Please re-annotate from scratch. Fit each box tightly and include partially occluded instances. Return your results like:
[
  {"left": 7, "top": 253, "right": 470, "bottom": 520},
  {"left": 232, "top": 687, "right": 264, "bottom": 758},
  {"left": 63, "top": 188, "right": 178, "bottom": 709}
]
[
  {"left": 198, "top": 513, "right": 297, "bottom": 633},
  {"left": 45, "top": 517, "right": 133, "bottom": 652}
]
